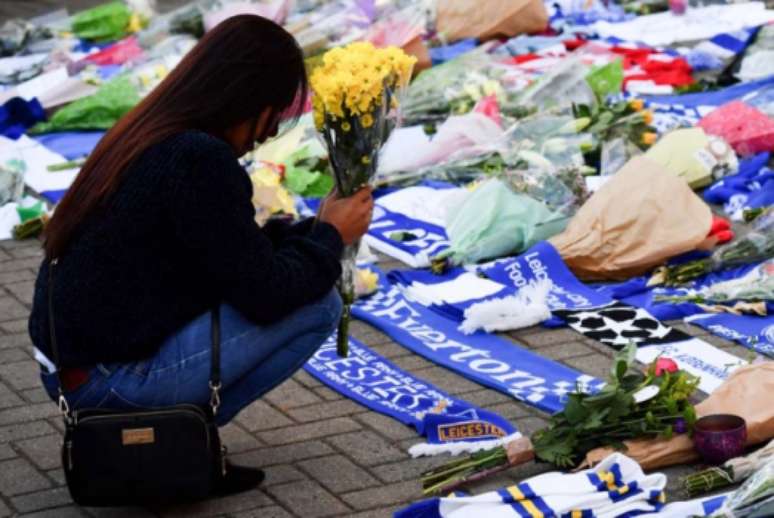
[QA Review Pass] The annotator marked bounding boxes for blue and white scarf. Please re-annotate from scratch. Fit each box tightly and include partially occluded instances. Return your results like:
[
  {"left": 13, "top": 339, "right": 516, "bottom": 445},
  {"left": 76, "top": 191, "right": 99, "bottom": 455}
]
[
  {"left": 703, "top": 152, "right": 773, "bottom": 221},
  {"left": 644, "top": 74, "right": 774, "bottom": 133},
  {"left": 304, "top": 335, "right": 520, "bottom": 456},
  {"left": 388, "top": 242, "right": 614, "bottom": 328},
  {"left": 352, "top": 269, "right": 605, "bottom": 414},
  {"left": 395, "top": 453, "right": 728, "bottom": 518},
  {"left": 478, "top": 242, "right": 615, "bottom": 327},
  {"left": 365, "top": 183, "right": 461, "bottom": 268},
  {"left": 686, "top": 312, "right": 774, "bottom": 358}
]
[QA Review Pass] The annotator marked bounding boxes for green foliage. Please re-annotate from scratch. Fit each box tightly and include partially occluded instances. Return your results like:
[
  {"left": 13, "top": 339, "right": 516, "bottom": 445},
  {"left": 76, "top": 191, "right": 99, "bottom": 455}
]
[
  {"left": 532, "top": 343, "right": 700, "bottom": 468},
  {"left": 280, "top": 146, "right": 334, "bottom": 198},
  {"left": 71, "top": 2, "right": 131, "bottom": 42},
  {"left": 585, "top": 60, "right": 624, "bottom": 102},
  {"left": 30, "top": 76, "right": 140, "bottom": 133}
]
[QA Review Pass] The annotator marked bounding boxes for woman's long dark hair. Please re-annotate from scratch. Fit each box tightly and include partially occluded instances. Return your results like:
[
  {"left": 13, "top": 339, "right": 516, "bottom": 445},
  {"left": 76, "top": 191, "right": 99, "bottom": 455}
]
[{"left": 43, "top": 15, "right": 308, "bottom": 259}]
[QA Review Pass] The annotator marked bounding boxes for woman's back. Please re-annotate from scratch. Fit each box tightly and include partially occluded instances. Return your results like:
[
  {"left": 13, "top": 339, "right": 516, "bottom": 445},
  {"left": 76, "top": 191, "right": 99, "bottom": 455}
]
[{"left": 29, "top": 129, "right": 300, "bottom": 368}]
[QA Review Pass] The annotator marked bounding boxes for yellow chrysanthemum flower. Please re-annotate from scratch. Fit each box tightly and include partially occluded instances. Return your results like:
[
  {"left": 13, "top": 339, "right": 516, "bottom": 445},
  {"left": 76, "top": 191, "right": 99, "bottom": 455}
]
[{"left": 309, "top": 42, "right": 416, "bottom": 133}]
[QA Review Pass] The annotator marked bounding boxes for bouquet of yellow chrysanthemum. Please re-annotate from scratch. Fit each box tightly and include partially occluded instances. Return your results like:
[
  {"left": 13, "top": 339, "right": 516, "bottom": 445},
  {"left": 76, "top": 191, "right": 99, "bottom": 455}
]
[{"left": 311, "top": 42, "right": 415, "bottom": 357}]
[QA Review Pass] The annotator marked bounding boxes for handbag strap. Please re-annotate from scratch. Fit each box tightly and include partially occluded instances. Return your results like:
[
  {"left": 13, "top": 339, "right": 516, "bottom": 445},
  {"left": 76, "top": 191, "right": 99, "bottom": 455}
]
[{"left": 47, "top": 258, "right": 223, "bottom": 417}]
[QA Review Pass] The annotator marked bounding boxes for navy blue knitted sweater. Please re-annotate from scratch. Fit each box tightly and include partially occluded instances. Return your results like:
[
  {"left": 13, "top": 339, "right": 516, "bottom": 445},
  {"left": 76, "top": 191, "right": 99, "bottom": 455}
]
[{"left": 29, "top": 131, "right": 343, "bottom": 368}]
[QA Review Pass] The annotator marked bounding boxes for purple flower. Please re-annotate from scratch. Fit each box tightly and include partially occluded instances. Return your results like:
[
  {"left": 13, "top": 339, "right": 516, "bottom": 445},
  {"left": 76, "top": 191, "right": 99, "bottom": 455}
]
[{"left": 674, "top": 418, "right": 687, "bottom": 434}]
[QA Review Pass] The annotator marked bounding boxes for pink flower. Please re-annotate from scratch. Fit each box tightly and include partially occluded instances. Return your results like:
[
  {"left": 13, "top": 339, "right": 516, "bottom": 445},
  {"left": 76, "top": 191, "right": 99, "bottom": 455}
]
[{"left": 655, "top": 358, "right": 679, "bottom": 376}]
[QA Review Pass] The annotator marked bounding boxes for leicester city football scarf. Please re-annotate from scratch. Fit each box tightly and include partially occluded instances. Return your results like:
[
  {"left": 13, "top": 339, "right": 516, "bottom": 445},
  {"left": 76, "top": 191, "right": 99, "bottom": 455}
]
[
  {"left": 352, "top": 269, "right": 605, "bottom": 414},
  {"left": 686, "top": 312, "right": 774, "bottom": 358},
  {"left": 478, "top": 241, "right": 615, "bottom": 327},
  {"left": 365, "top": 183, "right": 460, "bottom": 268},
  {"left": 395, "top": 453, "right": 673, "bottom": 518},
  {"left": 303, "top": 335, "right": 520, "bottom": 456},
  {"left": 389, "top": 241, "right": 614, "bottom": 331}
]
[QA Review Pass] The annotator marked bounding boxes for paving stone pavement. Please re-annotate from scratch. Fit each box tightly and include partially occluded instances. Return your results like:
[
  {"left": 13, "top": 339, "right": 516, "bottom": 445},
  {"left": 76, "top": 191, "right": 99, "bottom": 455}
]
[{"left": 0, "top": 237, "right": 755, "bottom": 517}]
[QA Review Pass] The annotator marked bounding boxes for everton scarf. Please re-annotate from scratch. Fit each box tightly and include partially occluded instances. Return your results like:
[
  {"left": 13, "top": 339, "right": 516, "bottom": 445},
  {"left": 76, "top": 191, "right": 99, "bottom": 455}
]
[
  {"left": 304, "top": 336, "right": 520, "bottom": 456},
  {"left": 388, "top": 267, "right": 517, "bottom": 323},
  {"left": 352, "top": 269, "right": 605, "bottom": 414},
  {"left": 396, "top": 453, "right": 674, "bottom": 518}
]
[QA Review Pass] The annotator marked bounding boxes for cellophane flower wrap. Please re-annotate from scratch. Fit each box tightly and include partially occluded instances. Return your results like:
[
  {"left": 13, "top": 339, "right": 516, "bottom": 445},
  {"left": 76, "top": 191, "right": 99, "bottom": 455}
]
[{"left": 311, "top": 42, "right": 416, "bottom": 357}]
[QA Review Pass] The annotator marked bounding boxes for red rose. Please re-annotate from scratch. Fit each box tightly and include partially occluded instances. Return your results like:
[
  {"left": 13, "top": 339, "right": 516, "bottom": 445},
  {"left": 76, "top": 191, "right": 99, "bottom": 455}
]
[{"left": 655, "top": 357, "right": 679, "bottom": 376}]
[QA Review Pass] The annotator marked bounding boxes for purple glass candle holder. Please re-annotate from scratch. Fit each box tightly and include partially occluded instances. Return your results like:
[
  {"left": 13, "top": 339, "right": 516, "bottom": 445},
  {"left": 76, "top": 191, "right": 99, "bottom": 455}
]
[{"left": 693, "top": 414, "right": 747, "bottom": 466}]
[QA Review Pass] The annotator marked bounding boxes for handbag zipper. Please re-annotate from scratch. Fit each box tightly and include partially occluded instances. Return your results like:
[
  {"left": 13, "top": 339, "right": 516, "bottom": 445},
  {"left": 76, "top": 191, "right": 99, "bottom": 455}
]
[
  {"left": 76, "top": 407, "right": 213, "bottom": 449},
  {"left": 66, "top": 440, "right": 73, "bottom": 470}
]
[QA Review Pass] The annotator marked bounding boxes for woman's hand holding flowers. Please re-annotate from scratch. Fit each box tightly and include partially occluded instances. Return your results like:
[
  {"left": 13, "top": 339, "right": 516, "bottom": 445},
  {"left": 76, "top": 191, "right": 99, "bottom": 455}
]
[{"left": 318, "top": 186, "right": 374, "bottom": 246}]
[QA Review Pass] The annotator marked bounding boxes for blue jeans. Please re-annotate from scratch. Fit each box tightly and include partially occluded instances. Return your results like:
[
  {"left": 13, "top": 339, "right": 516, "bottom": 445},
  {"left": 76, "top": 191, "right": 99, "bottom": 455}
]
[{"left": 42, "top": 290, "right": 342, "bottom": 426}]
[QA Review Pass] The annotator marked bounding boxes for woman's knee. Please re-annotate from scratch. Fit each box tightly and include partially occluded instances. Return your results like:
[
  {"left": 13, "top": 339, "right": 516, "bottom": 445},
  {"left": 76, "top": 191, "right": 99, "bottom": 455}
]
[{"left": 316, "top": 289, "right": 343, "bottom": 332}]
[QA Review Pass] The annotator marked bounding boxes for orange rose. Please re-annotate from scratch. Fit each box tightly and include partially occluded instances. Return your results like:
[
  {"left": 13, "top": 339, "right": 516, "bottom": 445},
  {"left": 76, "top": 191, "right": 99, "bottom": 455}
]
[{"left": 641, "top": 132, "right": 657, "bottom": 146}]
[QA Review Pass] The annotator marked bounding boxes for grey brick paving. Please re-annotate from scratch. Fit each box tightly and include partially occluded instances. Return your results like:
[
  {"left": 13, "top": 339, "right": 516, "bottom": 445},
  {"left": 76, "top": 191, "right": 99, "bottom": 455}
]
[
  {"left": 264, "top": 379, "right": 323, "bottom": 410},
  {"left": 0, "top": 360, "right": 43, "bottom": 390},
  {"left": 234, "top": 401, "right": 293, "bottom": 432},
  {"left": 0, "top": 318, "right": 29, "bottom": 334},
  {"left": 0, "top": 236, "right": 757, "bottom": 517},
  {"left": 232, "top": 505, "right": 294, "bottom": 518},
  {"left": 218, "top": 423, "right": 263, "bottom": 454},
  {"left": 327, "top": 431, "right": 408, "bottom": 467},
  {"left": 260, "top": 465, "right": 307, "bottom": 487},
  {"left": 298, "top": 455, "right": 380, "bottom": 493},
  {"left": 19, "top": 507, "right": 87, "bottom": 517},
  {"left": 341, "top": 480, "right": 419, "bottom": 510},
  {"left": 268, "top": 480, "right": 350, "bottom": 517},
  {"left": 286, "top": 400, "right": 365, "bottom": 423},
  {"left": 16, "top": 434, "right": 63, "bottom": 470},
  {"left": 230, "top": 441, "right": 334, "bottom": 468},
  {"left": 257, "top": 417, "right": 362, "bottom": 445},
  {"left": 156, "top": 489, "right": 273, "bottom": 517},
  {"left": 0, "top": 457, "right": 52, "bottom": 495},
  {"left": 11, "top": 486, "right": 73, "bottom": 513}
]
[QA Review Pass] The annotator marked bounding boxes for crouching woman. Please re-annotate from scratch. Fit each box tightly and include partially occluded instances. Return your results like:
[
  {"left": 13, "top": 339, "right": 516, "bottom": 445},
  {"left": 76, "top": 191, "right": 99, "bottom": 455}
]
[{"left": 28, "top": 15, "right": 373, "bottom": 495}]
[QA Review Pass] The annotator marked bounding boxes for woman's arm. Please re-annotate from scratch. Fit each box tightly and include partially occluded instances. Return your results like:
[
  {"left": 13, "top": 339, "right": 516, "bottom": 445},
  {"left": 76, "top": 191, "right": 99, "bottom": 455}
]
[{"left": 261, "top": 217, "right": 317, "bottom": 245}]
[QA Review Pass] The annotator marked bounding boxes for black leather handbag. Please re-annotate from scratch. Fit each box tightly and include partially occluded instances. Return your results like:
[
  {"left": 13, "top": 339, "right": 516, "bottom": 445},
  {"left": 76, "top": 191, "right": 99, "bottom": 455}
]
[{"left": 48, "top": 258, "right": 226, "bottom": 506}]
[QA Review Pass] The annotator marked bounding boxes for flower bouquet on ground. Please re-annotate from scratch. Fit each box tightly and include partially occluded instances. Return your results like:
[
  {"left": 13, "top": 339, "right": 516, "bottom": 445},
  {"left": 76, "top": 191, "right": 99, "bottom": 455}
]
[
  {"left": 712, "top": 459, "right": 774, "bottom": 517},
  {"left": 421, "top": 344, "right": 699, "bottom": 495},
  {"left": 400, "top": 50, "right": 536, "bottom": 130},
  {"left": 654, "top": 259, "right": 774, "bottom": 314},
  {"left": 310, "top": 41, "right": 415, "bottom": 357},
  {"left": 651, "top": 209, "right": 774, "bottom": 286},
  {"left": 572, "top": 98, "right": 658, "bottom": 172},
  {"left": 683, "top": 438, "right": 774, "bottom": 497}
]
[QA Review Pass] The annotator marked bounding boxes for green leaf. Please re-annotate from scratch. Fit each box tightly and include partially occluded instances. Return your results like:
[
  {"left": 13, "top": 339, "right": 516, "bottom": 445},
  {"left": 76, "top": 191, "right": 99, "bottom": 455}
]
[
  {"left": 303, "top": 174, "right": 334, "bottom": 198},
  {"left": 621, "top": 372, "right": 645, "bottom": 390},
  {"left": 585, "top": 60, "right": 624, "bottom": 100},
  {"left": 564, "top": 395, "right": 590, "bottom": 425},
  {"left": 683, "top": 406, "right": 697, "bottom": 427}
]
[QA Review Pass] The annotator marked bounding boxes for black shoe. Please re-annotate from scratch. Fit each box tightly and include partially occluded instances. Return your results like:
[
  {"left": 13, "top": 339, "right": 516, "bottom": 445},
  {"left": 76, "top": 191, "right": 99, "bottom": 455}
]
[{"left": 214, "top": 462, "right": 265, "bottom": 496}]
